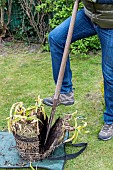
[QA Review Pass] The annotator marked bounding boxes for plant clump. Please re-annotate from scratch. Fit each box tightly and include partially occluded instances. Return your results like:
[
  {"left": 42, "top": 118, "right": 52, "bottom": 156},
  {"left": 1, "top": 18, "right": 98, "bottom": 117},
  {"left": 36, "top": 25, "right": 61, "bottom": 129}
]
[
  {"left": 7, "top": 96, "right": 47, "bottom": 139},
  {"left": 7, "top": 96, "right": 87, "bottom": 161}
]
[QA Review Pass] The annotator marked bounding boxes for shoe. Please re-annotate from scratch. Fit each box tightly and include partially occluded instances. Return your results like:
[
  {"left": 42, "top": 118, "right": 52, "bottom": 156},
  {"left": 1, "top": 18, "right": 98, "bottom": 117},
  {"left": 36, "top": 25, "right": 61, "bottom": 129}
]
[
  {"left": 98, "top": 124, "right": 113, "bottom": 141},
  {"left": 43, "top": 91, "right": 74, "bottom": 107}
]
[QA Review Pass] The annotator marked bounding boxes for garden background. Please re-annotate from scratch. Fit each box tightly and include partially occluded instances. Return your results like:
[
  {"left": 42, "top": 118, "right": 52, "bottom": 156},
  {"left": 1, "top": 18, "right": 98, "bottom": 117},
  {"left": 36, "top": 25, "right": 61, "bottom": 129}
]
[
  {"left": 0, "top": 0, "right": 100, "bottom": 53},
  {"left": 1, "top": 0, "right": 113, "bottom": 170}
]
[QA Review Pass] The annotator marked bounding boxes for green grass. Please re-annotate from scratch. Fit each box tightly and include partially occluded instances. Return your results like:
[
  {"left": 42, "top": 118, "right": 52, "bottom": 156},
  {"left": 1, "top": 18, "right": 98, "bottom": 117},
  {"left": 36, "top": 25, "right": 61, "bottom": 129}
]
[{"left": 0, "top": 43, "right": 113, "bottom": 170}]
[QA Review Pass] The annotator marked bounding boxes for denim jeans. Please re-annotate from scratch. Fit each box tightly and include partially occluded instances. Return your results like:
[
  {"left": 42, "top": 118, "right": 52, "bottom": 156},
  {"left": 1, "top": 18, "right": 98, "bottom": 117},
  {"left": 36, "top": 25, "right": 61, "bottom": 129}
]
[{"left": 48, "top": 8, "right": 113, "bottom": 124}]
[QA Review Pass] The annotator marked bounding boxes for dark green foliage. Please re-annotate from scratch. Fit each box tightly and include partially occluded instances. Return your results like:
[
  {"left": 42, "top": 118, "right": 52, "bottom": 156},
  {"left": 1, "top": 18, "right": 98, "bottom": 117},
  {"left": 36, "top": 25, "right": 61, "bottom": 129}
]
[
  {"left": 7, "top": 0, "right": 38, "bottom": 43},
  {"left": 36, "top": 0, "right": 100, "bottom": 53},
  {"left": 0, "top": 0, "right": 6, "bottom": 7},
  {"left": 4, "top": 0, "right": 100, "bottom": 53}
]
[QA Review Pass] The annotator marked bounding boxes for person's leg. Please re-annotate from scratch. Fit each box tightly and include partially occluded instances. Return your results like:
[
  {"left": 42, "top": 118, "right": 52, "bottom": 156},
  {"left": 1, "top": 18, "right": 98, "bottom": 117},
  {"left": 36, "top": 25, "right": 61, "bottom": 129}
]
[
  {"left": 97, "top": 27, "right": 113, "bottom": 140},
  {"left": 48, "top": 8, "right": 96, "bottom": 94},
  {"left": 43, "top": 9, "right": 97, "bottom": 106}
]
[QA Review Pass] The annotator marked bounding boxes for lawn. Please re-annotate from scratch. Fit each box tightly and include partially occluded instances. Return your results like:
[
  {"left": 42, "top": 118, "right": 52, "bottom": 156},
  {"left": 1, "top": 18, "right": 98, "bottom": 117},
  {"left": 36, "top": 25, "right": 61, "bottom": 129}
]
[{"left": 0, "top": 42, "right": 113, "bottom": 170}]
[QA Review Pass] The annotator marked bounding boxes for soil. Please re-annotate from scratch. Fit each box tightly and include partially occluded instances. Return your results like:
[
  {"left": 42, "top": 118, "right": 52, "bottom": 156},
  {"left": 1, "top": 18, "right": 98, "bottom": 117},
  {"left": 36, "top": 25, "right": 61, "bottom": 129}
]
[{"left": 0, "top": 41, "right": 42, "bottom": 57}]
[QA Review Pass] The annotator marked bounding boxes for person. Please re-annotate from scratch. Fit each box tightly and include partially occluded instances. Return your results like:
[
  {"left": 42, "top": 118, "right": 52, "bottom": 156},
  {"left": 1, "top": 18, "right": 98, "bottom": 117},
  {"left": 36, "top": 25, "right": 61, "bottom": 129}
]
[{"left": 43, "top": 0, "right": 113, "bottom": 141}]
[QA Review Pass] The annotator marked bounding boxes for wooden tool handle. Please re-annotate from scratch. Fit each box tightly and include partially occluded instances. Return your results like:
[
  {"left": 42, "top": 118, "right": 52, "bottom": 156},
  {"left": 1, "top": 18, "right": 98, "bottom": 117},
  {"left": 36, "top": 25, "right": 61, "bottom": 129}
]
[{"left": 44, "top": 0, "right": 80, "bottom": 145}]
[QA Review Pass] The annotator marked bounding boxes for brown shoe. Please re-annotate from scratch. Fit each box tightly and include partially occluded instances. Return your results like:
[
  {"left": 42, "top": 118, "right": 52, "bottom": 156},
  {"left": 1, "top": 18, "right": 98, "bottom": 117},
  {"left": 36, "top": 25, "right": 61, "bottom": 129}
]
[{"left": 43, "top": 91, "right": 74, "bottom": 107}]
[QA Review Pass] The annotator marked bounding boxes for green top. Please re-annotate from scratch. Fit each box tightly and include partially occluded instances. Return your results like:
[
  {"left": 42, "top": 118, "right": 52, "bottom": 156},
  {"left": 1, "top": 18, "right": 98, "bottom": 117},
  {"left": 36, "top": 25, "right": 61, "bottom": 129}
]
[{"left": 82, "top": 0, "right": 113, "bottom": 28}]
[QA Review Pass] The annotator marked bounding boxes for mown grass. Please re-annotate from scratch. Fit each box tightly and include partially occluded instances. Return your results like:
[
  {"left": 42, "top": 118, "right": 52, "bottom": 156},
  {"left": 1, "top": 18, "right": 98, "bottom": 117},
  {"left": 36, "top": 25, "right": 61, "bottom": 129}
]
[{"left": 0, "top": 43, "right": 113, "bottom": 170}]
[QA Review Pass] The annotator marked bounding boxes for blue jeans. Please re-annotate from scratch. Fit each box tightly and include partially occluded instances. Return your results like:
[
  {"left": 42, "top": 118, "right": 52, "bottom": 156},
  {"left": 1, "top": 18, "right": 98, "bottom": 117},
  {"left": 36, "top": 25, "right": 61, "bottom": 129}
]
[{"left": 48, "top": 9, "right": 113, "bottom": 124}]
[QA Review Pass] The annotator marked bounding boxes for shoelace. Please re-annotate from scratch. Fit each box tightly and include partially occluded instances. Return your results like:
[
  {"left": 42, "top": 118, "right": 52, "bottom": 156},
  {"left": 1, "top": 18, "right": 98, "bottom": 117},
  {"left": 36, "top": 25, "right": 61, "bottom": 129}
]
[{"left": 103, "top": 124, "right": 112, "bottom": 131}]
